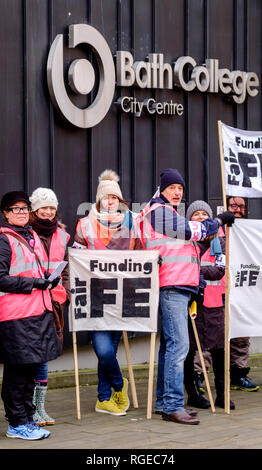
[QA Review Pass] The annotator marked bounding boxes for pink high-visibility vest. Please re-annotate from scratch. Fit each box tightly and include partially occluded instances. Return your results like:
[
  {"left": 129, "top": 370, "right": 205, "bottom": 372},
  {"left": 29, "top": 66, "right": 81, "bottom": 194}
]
[
  {"left": 0, "top": 227, "right": 52, "bottom": 321},
  {"left": 201, "top": 246, "right": 224, "bottom": 308},
  {"left": 42, "top": 228, "right": 70, "bottom": 305},
  {"left": 140, "top": 203, "right": 200, "bottom": 288}
]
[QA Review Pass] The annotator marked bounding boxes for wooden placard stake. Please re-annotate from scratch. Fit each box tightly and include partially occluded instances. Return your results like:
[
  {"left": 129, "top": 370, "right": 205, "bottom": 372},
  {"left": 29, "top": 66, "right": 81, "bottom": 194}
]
[
  {"left": 190, "top": 302, "right": 216, "bottom": 413},
  {"left": 147, "top": 332, "right": 156, "bottom": 419},
  {"left": 122, "top": 331, "right": 138, "bottom": 408},
  {"left": 72, "top": 331, "right": 81, "bottom": 420},
  {"left": 218, "top": 119, "right": 231, "bottom": 414}
]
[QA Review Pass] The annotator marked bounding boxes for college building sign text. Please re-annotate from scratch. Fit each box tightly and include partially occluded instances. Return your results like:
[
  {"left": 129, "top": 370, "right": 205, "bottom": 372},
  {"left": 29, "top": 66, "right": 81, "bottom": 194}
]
[{"left": 47, "top": 24, "right": 259, "bottom": 129}]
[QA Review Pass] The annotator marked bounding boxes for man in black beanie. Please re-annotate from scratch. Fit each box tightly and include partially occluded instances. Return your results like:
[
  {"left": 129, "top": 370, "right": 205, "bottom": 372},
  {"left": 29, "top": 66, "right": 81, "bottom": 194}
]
[{"left": 140, "top": 168, "right": 235, "bottom": 425}]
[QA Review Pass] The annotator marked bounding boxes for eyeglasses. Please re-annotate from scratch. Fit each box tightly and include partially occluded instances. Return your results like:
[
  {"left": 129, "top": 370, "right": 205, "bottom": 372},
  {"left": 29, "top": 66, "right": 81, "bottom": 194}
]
[
  {"left": 229, "top": 203, "right": 245, "bottom": 210},
  {"left": 7, "top": 206, "right": 30, "bottom": 214}
]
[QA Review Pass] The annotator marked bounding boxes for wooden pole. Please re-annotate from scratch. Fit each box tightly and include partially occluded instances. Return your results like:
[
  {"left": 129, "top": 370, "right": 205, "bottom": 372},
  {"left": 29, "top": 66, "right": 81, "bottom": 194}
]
[
  {"left": 190, "top": 302, "right": 216, "bottom": 413},
  {"left": 122, "top": 331, "right": 138, "bottom": 408},
  {"left": 218, "top": 120, "right": 227, "bottom": 209},
  {"left": 72, "top": 331, "right": 81, "bottom": 420},
  {"left": 147, "top": 332, "right": 156, "bottom": 419},
  {"left": 217, "top": 120, "right": 231, "bottom": 414},
  {"left": 224, "top": 225, "right": 231, "bottom": 414}
]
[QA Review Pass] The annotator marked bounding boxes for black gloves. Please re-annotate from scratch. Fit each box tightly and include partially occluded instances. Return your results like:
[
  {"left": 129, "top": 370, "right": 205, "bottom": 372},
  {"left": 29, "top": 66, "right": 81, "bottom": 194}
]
[
  {"left": 44, "top": 271, "right": 60, "bottom": 289},
  {"left": 197, "top": 274, "right": 206, "bottom": 304},
  {"left": 215, "top": 211, "right": 235, "bottom": 227},
  {"left": 33, "top": 276, "right": 60, "bottom": 290},
  {"left": 50, "top": 277, "right": 60, "bottom": 289},
  {"left": 33, "top": 278, "right": 50, "bottom": 290}
]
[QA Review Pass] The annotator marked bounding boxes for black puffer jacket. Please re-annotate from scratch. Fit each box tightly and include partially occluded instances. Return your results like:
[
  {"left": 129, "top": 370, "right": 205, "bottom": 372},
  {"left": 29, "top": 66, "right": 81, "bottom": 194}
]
[{"left": 0, "top": 222, "right": 61, "bottom": 364}]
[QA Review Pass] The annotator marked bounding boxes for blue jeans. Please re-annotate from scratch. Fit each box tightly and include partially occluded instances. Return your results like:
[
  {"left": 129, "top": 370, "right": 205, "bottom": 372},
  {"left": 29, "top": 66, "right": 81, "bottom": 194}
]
[
  {"left": 91, "top": 331, "right": 123, "bottom": 402},
  {"left": 155, "top": 288, "right": 191, "bottom": 414},
  {"left": 35, "top": 362, "right": 48, "bottom": 383}
]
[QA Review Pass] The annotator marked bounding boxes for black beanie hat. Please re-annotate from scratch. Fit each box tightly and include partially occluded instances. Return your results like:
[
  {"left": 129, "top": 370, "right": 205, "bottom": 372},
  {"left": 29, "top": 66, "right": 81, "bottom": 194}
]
[
  {"left": 0, "top": 191, "right": 31, "bottom": 212},
  {"left": 160, "top": 168, "right": 185, "bottom": 192}
]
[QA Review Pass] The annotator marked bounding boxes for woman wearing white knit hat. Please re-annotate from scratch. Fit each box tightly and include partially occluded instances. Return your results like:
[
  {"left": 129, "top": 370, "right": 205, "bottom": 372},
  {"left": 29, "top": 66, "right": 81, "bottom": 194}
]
[
  {"left": 74, "top": 170, "right": 143, "bottom": 416},
  {"left": 29, "top": 187, "right": 71, "bottom": 426}
]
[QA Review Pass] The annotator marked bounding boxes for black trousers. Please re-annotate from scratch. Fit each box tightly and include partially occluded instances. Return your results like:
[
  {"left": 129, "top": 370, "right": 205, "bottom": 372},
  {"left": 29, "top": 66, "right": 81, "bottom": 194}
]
[
  {"left": 1, "top": 362, "right": 38, "bottom": 427},
  {"left": 184, "top": 348, "right": 224, "bottom": 398}
]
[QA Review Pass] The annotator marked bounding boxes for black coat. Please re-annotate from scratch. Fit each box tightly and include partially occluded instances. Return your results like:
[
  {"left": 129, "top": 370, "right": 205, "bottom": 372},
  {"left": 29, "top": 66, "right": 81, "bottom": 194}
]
[
  {"left": 0, "top": 223, "right": 61, "bottom": 364},
  {"left": 189, "top": 237, "right": 225, "bottom": 351}
]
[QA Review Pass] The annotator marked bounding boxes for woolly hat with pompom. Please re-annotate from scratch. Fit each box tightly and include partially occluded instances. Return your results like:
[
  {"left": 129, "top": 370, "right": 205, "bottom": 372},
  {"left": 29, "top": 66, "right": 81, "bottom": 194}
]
[{"left": 96, "top": 170, "right": 123, "bottom": 203}]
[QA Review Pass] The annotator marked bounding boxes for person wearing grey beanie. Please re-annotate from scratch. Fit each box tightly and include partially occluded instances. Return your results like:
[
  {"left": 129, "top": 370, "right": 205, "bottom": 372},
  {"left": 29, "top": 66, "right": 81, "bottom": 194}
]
[
  {"left": 186, "top": 200, "right": 213, "bottom": 221},
  {"left": 184, "top": 200, "right": 235, "bottom": 411}
]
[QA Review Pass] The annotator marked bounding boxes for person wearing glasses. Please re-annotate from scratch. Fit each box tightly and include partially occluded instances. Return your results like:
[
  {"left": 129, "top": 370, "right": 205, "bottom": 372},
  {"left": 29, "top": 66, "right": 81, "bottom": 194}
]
[
  {"left": 0, "top": 191, "right": 61, "bottom": 440},
  {"left": 226, "top": 196, "right": 259, "bottom": 392},
  {"left": 227, "top": 196, "right": 247, "bottom": 219}
]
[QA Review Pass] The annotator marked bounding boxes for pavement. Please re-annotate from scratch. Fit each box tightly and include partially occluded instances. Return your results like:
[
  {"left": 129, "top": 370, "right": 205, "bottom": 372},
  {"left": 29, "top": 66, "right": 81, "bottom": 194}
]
[{"left": 0, "top": 364, "right": 262, "bottom": 460}]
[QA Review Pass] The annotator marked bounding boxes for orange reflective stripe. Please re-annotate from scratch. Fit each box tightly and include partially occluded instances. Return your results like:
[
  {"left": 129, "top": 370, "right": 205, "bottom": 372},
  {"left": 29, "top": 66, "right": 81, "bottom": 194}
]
[{"left": 78, "top": 213, "right": 135, "bottom": 250}]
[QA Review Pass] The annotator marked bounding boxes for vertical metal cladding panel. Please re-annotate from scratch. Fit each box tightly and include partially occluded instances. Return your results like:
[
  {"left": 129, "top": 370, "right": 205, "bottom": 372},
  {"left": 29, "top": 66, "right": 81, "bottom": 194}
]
[
  {"left": 25, "top": 0, "right": 51, "bottom": 191},
  {"left": 207, "top": 0, "right": 235, "bottom": 209},
  {"left": 246, "top": 0, "right": 262, "bottom": 130},
  {"left": 132, "top": 0, "right": 155, "bottom": 204},
  {"left": 155, "top": 0, "right": 186, "bottom": 190},
  {"left": 186, "top": 0, "right": 207, "bottom": 205},
  {"left": 246, "top": 0, "right": 262, "bottom": 219},
  {"left": 90, "top": 0, "right": 119, "bottom": 203},
  {"left": 50, "top": 0, "right": 91, "bottom": 237},
  {"left": 116, "top": 0, "right": 133, "bottom": 203},
  {"left": 234, "top": 0, "right": 247, "bottom": 130},
  {"left": 0, "top": 0, "right": 24, "bottom": 192},
  {"left": 49, "top": 0, "right": 93, "bottom": 348}
]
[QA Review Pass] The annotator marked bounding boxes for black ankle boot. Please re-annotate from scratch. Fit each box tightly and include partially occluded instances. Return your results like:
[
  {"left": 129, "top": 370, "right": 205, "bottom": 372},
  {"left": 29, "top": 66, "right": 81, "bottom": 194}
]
[
  {"left": 215, "top": 395, "right": 235, "bottom": 410},
  {"left": 187, "top": 393, "right": 211, "bottom": 409}
]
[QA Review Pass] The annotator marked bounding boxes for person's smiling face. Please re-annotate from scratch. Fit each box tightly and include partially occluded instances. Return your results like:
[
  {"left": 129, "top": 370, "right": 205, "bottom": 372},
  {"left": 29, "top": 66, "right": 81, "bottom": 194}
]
[{"left": 4, "top": 201, "right": 30, "bottom": 227}]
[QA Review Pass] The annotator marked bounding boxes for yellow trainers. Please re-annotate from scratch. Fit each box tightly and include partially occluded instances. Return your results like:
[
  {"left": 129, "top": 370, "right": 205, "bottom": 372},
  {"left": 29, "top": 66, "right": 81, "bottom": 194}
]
[
  {"left": 112, "top": 377, "right": 130, "bottom": 412},
  {"left": 95, "top": 397, "right": 126, "bottom": 416}
]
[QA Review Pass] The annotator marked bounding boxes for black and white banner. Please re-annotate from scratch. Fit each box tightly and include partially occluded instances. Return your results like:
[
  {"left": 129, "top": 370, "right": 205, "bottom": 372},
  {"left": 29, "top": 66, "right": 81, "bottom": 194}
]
[
  {"left": 229, "top": 219, "right": 262, "bottom": 339},
  {"left": 68, "top": 249, "right": 159, "bottom": 333},
  {"left": 221, "top": 122, "right": 262, "bottom": 197}
]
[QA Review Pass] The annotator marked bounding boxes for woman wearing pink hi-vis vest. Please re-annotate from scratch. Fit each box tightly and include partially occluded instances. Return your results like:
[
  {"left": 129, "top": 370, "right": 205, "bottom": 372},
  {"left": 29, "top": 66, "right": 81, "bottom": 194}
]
[
  {"left": 29, "top": 187, "right": 71, "bottom": 427},
  {"left": 74, "top": 170, "right": 143, "bottom": 417},
  {"left": 183, "top": 200, "right": 235, "bottom": 411},
  {"left": 140, "top": 168, "right": 235, "bottom": 425},
  {"left": 0, "top": 191, "right": 61, "bottom": 441}
]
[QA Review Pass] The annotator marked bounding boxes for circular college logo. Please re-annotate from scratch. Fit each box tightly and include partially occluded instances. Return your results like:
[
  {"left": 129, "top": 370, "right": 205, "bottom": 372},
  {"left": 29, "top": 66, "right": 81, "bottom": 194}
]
[{"left": 47, "top": 24, "right": 115, "bottom": 129}]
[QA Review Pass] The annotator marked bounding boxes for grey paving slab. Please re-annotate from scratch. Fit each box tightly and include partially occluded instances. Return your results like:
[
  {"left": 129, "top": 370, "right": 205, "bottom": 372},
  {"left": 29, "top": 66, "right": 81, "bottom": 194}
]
[{"left": 0, "top": 369, "right": 262, "bottom": 453}]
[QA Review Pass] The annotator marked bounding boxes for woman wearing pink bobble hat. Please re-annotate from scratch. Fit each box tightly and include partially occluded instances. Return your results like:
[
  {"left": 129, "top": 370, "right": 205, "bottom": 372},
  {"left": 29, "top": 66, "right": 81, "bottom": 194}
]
[{"left": 29, "top": 187, "right": 71, "bottom": 427}]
